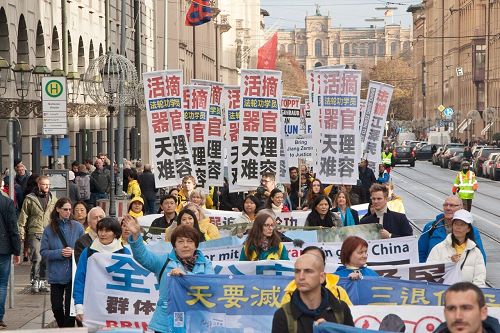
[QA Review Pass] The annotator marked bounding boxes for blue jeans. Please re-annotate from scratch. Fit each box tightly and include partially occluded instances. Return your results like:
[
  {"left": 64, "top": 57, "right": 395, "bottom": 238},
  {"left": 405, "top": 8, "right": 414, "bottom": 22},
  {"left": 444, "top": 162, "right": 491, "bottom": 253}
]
[{"left": 0, "top": 254, "right": 11, "bottom": 321}]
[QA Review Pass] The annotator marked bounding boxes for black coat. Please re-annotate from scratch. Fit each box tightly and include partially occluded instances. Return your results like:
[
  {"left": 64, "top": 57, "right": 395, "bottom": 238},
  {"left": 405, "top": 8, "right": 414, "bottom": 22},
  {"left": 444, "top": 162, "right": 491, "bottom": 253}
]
[
  {"left": 272, "top": 290, "right": 354, "bottom": 333},
  {"left": 138, "top": 170, "right": 158, "bottom": 201},
  {"left": 331, "top": 207, "right": 360, "bottom": 225},
  {"left": 359, "top": 208, "right": 413, "bottom": 238},
  {"left": 74, "top": 233, "right": 93, "bottom": 264},
  {"left": 0, "top": 194, "right": 20, "bottom": 256},
  {"left": 358, "top": 166, "right": 376, "bottom": 190}
]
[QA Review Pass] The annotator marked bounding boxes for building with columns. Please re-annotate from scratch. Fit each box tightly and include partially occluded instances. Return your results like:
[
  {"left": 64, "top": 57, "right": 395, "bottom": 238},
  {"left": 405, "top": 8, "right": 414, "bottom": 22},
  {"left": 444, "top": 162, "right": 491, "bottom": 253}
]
[{"left": 276, "top": 9, "right": 412, "bottom": 72}]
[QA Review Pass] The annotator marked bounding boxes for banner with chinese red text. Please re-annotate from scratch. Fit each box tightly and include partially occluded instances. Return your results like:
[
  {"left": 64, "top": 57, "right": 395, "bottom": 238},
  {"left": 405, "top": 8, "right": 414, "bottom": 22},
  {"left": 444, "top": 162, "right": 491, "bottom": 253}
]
[
  {"left": 237, "top": 70, "right": 282, "bottom": 186},
  {"left": 192, "top": 80, "right": 225, "bottom": 187},
  {"left": 143, "top": 71, "right": 193, "bottom": 187}
]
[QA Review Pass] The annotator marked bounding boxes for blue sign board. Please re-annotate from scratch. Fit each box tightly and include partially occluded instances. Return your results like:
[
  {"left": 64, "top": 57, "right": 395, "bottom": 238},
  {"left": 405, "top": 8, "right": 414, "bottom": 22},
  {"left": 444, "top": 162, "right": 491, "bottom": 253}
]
[{"left": 41, "top": 137, "right": 70, "bottom": 156}]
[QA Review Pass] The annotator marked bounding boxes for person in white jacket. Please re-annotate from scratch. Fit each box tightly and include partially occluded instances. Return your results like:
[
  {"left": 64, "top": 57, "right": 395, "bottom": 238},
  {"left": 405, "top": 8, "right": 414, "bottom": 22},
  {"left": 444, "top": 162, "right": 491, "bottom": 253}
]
[{"left": 427, "top": 209, "right": 486, "bottom": 288}]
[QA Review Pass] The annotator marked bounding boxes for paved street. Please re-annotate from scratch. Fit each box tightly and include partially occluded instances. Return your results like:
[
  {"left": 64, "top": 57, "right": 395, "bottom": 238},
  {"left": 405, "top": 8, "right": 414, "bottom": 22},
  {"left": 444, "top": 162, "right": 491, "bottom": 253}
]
[{"left": 392, "top": 161, "right": 500, "bottom": 287}]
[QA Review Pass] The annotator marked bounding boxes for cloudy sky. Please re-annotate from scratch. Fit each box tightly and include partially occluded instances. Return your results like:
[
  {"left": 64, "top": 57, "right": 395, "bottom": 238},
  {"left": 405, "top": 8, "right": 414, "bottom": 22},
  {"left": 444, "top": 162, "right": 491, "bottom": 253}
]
[{"left": 260, "top": 0, "right": 415, "bottom": 30}]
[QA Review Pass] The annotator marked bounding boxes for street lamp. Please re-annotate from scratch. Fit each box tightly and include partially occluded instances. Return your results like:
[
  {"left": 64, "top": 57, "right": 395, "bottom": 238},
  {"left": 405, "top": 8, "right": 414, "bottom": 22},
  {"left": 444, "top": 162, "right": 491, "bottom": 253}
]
[
  {"left": 66, "top": 71, "right": 81, "bottom": 104},
  {"left": 32, "top": 65, "right": 51, "bottom": 96},
  {"left": 12, "top": 61, "right": 32, "bottom": 99},
  {"left": 0, "top": 56, "right": 10, "bottom": 96}
]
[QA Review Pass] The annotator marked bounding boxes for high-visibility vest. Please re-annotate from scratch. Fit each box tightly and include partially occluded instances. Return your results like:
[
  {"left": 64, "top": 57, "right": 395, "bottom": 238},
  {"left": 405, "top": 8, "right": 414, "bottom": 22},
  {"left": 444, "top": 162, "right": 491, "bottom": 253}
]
[
  {"left": 453, "top": 171, "right": 477, "bottom": 200},
  {"left": 382, "top": 152, "right": 392, "bottom": 165}
]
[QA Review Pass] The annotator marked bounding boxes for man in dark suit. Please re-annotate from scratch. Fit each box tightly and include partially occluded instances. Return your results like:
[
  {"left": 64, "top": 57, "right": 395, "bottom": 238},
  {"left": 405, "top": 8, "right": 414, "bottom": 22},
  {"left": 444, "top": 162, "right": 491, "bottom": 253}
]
[{"left": 360, "top": 183, "right": 413, "bottom": 238}]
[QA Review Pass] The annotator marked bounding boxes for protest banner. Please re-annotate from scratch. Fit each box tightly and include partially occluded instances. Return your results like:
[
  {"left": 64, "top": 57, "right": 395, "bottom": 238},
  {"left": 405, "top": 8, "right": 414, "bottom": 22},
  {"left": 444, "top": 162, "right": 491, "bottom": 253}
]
[
  {"left": 237, "top": 70, "right": 282, "bottom": 186},
  {"left": 301, "top": 100, "right": 312, "bottom": 136},
  {"left": 281, "top": 95, "right": 302, "bottom": 138},
  {"left": 222, "top": 86, "right": 254, "bottom": 193},
  {"left": 285, "top": 136, "right": 315, "bottom": 170},
  {"left": 313, "top": 68, "right": 362, "bottom": 185},
  {"left": 183, "top": 85, "right": 211, "bottom": 189},
  {"left": 361, "top": 81, "right": 394, "bottom": 170},
  {"left": 192, "top": 80, "right": 225, "bottom": 187},
  {"left": 143, "top": 70, "right": 193, "bottom": 187}
]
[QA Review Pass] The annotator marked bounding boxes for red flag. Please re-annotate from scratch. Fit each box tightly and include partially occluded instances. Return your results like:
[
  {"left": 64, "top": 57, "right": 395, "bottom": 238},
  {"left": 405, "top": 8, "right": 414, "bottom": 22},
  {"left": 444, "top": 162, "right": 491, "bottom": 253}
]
[
  {"left": 185, "top": 0, "right": 213, "bottom": 26},
  {"left": 257, "top": 33, "right": 278, "bottom": 70}
]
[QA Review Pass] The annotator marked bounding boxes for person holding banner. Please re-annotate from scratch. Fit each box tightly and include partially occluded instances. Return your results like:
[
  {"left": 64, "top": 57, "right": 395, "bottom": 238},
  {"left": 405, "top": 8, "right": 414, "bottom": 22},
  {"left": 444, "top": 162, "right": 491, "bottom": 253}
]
[
  {"left": 265, "top": 188, "right": 290, "bottom": 214},
  {"left": 40, "top": 198, "right": 85, "bottom": 328},
  {"left": 234, "top": 195, "right": 260, "bottom": 224},
  {"left": 184, "top": 202, "right": 220, "bottom": 240},
  {"left": 301, "top": 179, "right": 325, "bottom": 211},
  {"left": 331, "top": 191, "right": 360, "bottom": 227},
  {"left": 239, "top": 212, "right": 290, "bottom": 261},
  {"left": 165, "top": 209, "right": 206, "bottom": 243},
  {"left": 305, "top": 195, "right": 342, "bottom": 228},
  {"left": 124, "top": 218, "right": 214, "bottom": 333},
  {"left": 427, "top": 210, "right": 486, "bottom": 288},
  {"left": 335, "top": 236, "right": 379, "bottom": 280}
]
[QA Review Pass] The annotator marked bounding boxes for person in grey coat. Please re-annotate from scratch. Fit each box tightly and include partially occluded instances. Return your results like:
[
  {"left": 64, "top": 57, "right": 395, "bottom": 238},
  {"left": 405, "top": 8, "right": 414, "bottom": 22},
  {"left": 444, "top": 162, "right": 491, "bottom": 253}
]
[{"left": 138, "top": 164, "right": 158, "bottom": 215}]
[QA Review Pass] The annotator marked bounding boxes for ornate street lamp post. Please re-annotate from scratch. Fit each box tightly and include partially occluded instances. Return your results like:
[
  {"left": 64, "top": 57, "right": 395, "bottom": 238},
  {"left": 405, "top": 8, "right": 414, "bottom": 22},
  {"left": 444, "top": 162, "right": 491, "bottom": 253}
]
[
  {"left": 12, "top": 61, "right": 32, "bottom": 99},
  {"left": 32, "top": 65, "right": 51, "bottom": 97}
]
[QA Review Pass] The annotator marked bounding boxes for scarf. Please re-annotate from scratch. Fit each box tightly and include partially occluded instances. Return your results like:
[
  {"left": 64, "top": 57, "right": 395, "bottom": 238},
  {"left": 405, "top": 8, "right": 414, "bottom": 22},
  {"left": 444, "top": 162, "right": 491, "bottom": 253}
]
[
  {"left": 259, "top": 237, "right": 270, "bottom": 252},
  {"left": 90, "top": 238, "right": 124, "bottom": 253},
  {"left": 291, "top": 287, "right": 331, "bottom": 318},
  {"left": 176, "top": 252, "right": 198, "bottom": 272},
  {"left": 339, "top": 208, "right": 355, "bottom": 227}
]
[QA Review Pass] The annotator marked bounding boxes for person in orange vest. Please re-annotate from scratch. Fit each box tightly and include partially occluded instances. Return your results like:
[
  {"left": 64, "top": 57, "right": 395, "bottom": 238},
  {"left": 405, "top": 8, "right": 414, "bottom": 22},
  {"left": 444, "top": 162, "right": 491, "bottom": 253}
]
[{"left": 452, "top": 160, "right": 478, "bottom": 212}]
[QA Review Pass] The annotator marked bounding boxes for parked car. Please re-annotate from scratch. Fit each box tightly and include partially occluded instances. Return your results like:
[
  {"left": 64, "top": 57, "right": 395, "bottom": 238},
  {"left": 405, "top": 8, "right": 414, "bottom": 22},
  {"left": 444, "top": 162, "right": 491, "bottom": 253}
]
[
  {"left": 439, "top": 147, "right": 464, "bottom": 168},
  {"left": 442, "top": 143, "right": 464, "bottom": 152},
  {"left": 393, "top": 146, "right": 416, "bottom": 167},
  {"left": 474, "top": 147, "right": 500, "bottom": 176},
  {"left": 448, "top": 152, "right": 465, "bottom": 170},
  {"left": 432, "top": 147, "right": 446, "bottom": 165},
  {"left": 415, "top": 144, "right": 434, "bottom": 161},
  {"left": 482, "top": 153, "right": 500, "bottom": 179},
  {"left": 492, "top": 154, "right": 500, "bottom": 180}
]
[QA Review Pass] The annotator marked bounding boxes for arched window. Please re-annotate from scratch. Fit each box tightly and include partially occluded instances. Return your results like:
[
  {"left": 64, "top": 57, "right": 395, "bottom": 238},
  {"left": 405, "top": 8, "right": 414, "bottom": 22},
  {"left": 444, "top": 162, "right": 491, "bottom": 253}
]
[
  {"left": 352, "top": 43, "right": 358, "bottom": 56},
  {"left": 298, "top": 44, "right": 306, "bottom": 57},
  {"left": 344, "top": 43, "right": 350, "bottom": 55},
  {"left": 89, "top": 40, "right": 95, "bottom": 61},
  {"left": 403, "top": 41, "right": 410, "bottom": 50},
  {"left": 332, "top": 43, "right": 338, "bottom": 56},
  {"left": 315, "top": 39, "right": 322, "bottom": 57},
  {"left": 67, "top": 31, "right": 73, "bottom": 71},
  {"left": 368, "top": 43, "right": 374, "bottom": 56},
  {"left": 0, "top": 8, "right": 10, "bottom": 63},
  {"left": 77, "top": 36, "right": 85, "bottom": 74},
  {"left": 378, "top": 42, "right": 386, "bottom": 55},
  {"left": 287, "top": 44, "right": 294, "bottom": 55},
  {"left": 391, "top": 41, "right": 398, "bottom": 54},
  {"left": 35, "top": 21, "right": 45, "bottom": 66},
  {"left": 360, "top": 44, "right": 366, "bottom": 56},
  {"left": 314, "top": 62, "right": 323, "bottom": 67},
  {"left": 17, "top": 14, "right": 29, "bottom": 63},
  {"left": 51, "top": 26, "right": 61, "bottom": 69}
]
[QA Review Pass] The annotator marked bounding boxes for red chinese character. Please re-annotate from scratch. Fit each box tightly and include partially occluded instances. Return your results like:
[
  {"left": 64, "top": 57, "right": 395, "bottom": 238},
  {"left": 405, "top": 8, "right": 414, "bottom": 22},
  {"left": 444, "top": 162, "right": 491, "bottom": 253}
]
[
  {"left": 228, "top": 89, "right": 241, "bottom": 109},
  {"left": 229, "top": 122, "right": 239, "bottom": 142},
  {"left": 242, "top": 110, "right": 260, "bottom": 132},
  {"left": 341, "top": 109, "right": 356, "bottom": 130},
  {"left": 344, "top": 73, "right": 359, "bottom": 95},
  {"left": 323, "top": 108, "right": 339, "bottom": 130},
  {"left": 211, "top": 86, "right": 222, "bottom": 105},
  {"left": 262, "top": 111, "right": 278, "bottom": 132},
  {"left": 376, "top": 90, "right": 390, "bottom": 104},
  {"left": 166, "top": 75, "right": 181, "bottom": 96},
  {"left": 244, "top": 75, "right": 261, "bottom": 96},
  {"left": 374, "top": 102, "right": 387, "bottom": 116},
  {"left": 147, "top": 76, "right": 165, "bottom": 98},
  {"left": 183, "top": 88, "right": 191, "bottom": 109},
  {"left": 262, "top": 75, "right": 279, "bottom": 97},
  {"left": 192, "top": 89, "right": 208, "bottom": 110},
  {"left": 208, "top": 118, "right": 221, "bottom": 136},
  {"left": 170, "top": 109, "right": 183, "bottom": 131},
  {"left": 323, "top": 73, "right": 342, "bottom": 94},
  {"left": 192, "top": 123, "right": 205, "bottom": 143},
  {"left": 151, "top": 111, "right": 169, "bottom": 133}
]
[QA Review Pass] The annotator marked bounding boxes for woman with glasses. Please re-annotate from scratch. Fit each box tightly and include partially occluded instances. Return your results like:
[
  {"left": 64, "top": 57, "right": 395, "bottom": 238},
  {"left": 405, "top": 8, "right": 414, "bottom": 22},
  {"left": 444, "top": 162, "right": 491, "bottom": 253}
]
[
  {"left": 239, "top": 212, "right": 289, "bottom": 261},
  {"left": 40, "top": 198, "right": 84, "bottom": 327}
]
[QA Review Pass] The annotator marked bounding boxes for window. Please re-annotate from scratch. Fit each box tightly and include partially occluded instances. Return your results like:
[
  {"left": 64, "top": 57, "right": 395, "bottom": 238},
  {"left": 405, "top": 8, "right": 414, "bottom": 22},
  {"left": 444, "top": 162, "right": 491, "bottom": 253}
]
[
  {"left": 352, "top": 43, "right": 358, "bottom": 56},
  {"left": 315, "top": 39, "right": 322, "bottom": 57},
  {"left": 287, "top": 44, "right": 294, "bottom": 55},
  {"left": 332, "top": 43, "right": 338, "bottom": 56},
  {"left": 298, "top": 44, "right": 306, "bottom": 57},
  {"left": 378, "top": 42, "right": 385, "bottom": 55},
  {"left": 344, "top": 43, "right": 350, "bottom": 55},
  {"left": 391, "top": 41, "right": 398, "bottom": 54},
  {"left": 360, "top": 44, "right": 366, "bottom": 56},
  {"left": 368, "top": 43, "right": 374, "bottom": 56}
]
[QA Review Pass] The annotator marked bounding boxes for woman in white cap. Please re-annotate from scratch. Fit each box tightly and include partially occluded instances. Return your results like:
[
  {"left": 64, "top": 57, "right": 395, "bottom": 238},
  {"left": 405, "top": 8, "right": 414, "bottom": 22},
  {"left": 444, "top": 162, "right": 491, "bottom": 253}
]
[{"left": 426, "top": 209, "right": 486, "bottom": 287}]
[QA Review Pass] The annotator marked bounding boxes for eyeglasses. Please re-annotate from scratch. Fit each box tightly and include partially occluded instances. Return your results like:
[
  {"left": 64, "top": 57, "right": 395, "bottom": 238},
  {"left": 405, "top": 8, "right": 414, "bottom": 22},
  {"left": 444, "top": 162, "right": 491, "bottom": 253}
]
[
  {"left": 61, "top": 208, "right": 72, "bottom": 211},
  {"left": 263, "top": 224, "right": 275, "bottom": 229}
]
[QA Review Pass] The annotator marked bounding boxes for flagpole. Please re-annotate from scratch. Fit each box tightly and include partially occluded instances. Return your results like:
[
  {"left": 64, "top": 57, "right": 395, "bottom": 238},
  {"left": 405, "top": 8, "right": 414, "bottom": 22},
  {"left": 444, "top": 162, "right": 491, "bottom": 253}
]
[{"left": 193, "top": 26, "right": 196, "bottom": 79}]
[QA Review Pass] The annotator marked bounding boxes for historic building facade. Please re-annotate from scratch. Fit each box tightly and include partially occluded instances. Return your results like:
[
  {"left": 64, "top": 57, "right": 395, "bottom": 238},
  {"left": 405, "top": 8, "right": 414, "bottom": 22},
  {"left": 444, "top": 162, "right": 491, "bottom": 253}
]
[
  {"left": 408, "top": 0, "right": 500, "bottom": 142},
  {"left": 276, "top": 10, "right": 412, "bottom": 72}
]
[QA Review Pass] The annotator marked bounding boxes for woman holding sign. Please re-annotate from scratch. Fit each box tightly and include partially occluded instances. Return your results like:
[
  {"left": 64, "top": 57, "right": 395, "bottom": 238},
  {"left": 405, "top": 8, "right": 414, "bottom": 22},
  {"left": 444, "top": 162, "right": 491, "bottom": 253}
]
[
  {"left": 123, "top": 217, "right": 214, "bottom": 333},
  {"left": 239, "top": 212, "right": 290, "bottom": 261},
  {"left": 335, "top": 236, "right": 379, "bottom": 279}
]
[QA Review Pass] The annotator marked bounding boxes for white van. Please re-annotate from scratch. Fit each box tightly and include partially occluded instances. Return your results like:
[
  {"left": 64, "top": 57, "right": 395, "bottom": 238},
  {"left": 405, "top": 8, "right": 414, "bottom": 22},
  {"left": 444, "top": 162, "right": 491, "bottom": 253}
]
[{"left": 427, "top": 131, "right": 451, "bottom": 145}]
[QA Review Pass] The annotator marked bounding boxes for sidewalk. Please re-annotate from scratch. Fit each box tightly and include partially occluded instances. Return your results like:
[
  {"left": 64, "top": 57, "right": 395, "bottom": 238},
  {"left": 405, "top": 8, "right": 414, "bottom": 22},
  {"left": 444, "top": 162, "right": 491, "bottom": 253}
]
[{"left": 2, "top": 262, "right": 56, "bottom": 330}]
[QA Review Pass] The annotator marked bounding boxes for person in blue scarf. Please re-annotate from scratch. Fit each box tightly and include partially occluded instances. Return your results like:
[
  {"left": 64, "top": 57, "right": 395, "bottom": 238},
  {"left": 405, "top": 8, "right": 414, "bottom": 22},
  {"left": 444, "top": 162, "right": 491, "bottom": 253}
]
[
  {"left": 335, "top": 236, "right": 379, "bottom": 279},
  {"left": 331, "top": 191, "right": 359, "bottom": 226}
]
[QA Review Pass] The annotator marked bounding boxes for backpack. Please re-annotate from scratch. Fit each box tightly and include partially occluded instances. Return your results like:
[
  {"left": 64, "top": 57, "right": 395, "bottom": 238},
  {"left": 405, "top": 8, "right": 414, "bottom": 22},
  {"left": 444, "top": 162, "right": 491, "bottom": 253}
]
[
  {"left": 282, "top": 299, "right": 344, "bottom": 333},
  {"left": 76, "top": 175, "right": 91, "bottom": 200}
]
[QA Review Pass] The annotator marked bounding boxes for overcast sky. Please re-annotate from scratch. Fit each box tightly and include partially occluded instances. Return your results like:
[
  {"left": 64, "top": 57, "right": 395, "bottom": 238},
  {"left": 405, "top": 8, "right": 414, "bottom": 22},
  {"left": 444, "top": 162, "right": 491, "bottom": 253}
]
[{"left": 260, "top": 0, "right": 415, "bottom": 30}]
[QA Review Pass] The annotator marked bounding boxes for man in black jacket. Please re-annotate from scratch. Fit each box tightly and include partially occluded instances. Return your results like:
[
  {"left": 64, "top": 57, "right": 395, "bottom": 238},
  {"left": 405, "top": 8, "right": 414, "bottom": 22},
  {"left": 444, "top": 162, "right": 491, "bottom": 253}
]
[
  {"left": 272, "top": 253, "right": 354, "bottom": 333},
  {"left": 360, "top": 183, "right": 413, "bottom": 238},
  {"left": 358, "top": 159, "right": 376, "bottom": 204},
  {"left": 138, "top": 164, "right": 158, "bottom": 215},
  {"left": 0, "top": 194, "right": 20, "bottom": 328}
]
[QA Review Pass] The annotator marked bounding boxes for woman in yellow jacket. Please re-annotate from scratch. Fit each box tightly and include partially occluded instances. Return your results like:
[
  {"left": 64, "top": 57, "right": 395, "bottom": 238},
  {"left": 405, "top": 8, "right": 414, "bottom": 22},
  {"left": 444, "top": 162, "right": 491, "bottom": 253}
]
[
  {"left": 127, "top": 169, "right": 141, "bottom": 199},
  {"left": 386, "top": 182, "right": 405, "bottom": 214},
  {"left": 183, "top": 202, "right": 220, "bottom": 240},
  {"left": 128, "top": 196, "right": 145, "bottom": 218},
  {"left": 281, "top": 246, "right": 352, "bottom": 306}
]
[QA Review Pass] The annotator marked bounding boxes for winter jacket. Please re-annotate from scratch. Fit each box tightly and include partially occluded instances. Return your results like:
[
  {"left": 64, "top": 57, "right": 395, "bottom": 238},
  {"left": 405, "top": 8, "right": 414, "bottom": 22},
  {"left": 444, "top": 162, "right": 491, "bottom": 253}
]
[
  {"left": 129, "top": 234, "right": 213, "bottom": 333},
  {"left": 433, "top": 316, "right": 500, "bottom": 333},
  {"left": 418, "top": 213, "right": 486, "bottom": 263},
  {"left": 127, "top": 179, "right": 142, "bottom": 199},
  {"left": 74, "top": 233, "right": 94, "bottom": 264},
  {"left": 282, "top": 273, "right": 352, "bottom": 306},
  {"left": 234, "top": 212, "right": 255, "bottom": 225},
  {"left": 0, "top": 195, "right": 20, "bottom": 256},
  {"left": 377, "top": 170, "right": 390, "bottom": 184},
  {"left": 90, "top": 168, "right": 111, "bottom": 194},
  {"left": 358, "top": 166, "right": 376, "bottom": 190},
  {"left": 18, "top": 192, "right": 58, "bottom": 240},
  {"left": 335, "top": 265, "right": 380, "bottom": 278},
  {"left": 427, "top": 234, "right": 486, "bottom": 287},
  {"left": 40, "top": 219, "right": 84, "bottom": 284},
  {"left": 138, "top": 170, "right": 158, "bottom": 201},
  {"left": 198, "top": 217, "right": 220, "bottom": 240},
  {"left": 387, "top": 196, "right": 405, "bottom": 214},
  {"left": 239, "top": 243, "right": 289, "bottom": 261},
  {"left": 69, "top": 181, "right": 81, "bottom": 204},
  {"left": 359, "top": 208, "right": 413, "bottom": 238}
]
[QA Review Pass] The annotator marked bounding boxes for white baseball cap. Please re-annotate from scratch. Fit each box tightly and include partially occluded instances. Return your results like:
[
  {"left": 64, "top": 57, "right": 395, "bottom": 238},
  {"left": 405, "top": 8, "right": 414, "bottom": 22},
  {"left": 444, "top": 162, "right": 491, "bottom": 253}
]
[{"left": 452, "top": 209, "right": 473, "bottom": 225}]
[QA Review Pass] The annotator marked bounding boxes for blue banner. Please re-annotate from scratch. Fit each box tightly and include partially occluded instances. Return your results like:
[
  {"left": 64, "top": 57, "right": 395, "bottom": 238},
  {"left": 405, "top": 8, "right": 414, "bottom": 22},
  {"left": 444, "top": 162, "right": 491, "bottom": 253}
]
[{"left": 314, "top": 322, "right": 391, "bottom": 333}]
